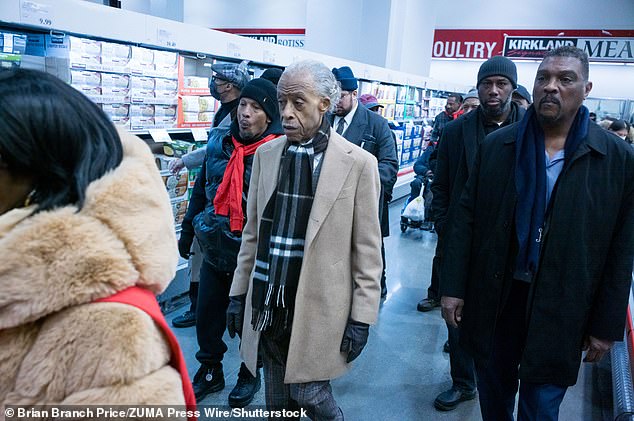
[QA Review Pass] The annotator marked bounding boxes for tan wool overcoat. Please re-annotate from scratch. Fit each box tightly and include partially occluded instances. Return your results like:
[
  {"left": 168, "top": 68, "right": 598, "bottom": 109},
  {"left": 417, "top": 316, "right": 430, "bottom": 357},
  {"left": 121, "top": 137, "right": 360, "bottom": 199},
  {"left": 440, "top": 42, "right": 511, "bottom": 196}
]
[
  {"left": 0, "top": 131, "right": 186, "bottom": 419},
  {"left": 230, "top": 131, "right": 383, "bottom": 384}
]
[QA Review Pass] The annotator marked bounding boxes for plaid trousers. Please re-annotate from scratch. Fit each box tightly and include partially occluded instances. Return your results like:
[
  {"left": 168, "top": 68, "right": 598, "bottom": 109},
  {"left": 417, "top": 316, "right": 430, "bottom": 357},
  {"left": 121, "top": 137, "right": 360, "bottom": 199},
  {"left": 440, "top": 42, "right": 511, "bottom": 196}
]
[{"left": 260, "top": 330, "right": 344, "bottom": 421}]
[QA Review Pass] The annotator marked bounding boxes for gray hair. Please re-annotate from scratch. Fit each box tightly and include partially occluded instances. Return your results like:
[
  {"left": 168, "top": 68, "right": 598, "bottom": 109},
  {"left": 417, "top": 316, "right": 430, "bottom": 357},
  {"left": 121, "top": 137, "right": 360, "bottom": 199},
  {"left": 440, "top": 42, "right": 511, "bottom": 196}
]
[{"left": 279, "top": 60, "right": 341, "bottom": 112}]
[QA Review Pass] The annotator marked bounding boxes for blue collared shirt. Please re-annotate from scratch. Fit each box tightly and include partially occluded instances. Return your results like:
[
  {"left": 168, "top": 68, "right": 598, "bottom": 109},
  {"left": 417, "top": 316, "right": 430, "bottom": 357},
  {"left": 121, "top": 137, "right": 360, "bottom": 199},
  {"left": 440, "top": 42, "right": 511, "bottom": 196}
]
[{"left": 545, "top": 149, "right": 565, "bottom": 205}]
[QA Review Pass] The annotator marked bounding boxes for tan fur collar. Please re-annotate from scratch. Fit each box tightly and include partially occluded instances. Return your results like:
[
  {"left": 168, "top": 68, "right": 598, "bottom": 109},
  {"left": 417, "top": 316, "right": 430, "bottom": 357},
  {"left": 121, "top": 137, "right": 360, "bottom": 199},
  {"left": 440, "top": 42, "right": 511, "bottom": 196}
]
[{"left": 0, "top": 131, "right": 178, "bottom": 329}]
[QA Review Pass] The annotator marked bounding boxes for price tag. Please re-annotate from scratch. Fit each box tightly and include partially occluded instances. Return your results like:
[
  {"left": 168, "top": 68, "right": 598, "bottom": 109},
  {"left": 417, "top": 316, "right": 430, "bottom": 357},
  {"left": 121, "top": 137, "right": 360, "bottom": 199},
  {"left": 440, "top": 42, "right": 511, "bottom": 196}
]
[
  {"left": 157, "top": 29, "right": 177, "bottom": 48},
  {"left": 149, "top": 129, "right": 172, "bottom": 143},
  {"left": 227, "top": 43, "right": 242, "bottom": 58},
  {"left": 263, "top": 50, "right": 276, "bottom": 64},
  {"left": 191, "top": 128, "right": 208, "bottom": 141},
  {"left": 20, "top": 0, "right": 53, "bottom": 27}
]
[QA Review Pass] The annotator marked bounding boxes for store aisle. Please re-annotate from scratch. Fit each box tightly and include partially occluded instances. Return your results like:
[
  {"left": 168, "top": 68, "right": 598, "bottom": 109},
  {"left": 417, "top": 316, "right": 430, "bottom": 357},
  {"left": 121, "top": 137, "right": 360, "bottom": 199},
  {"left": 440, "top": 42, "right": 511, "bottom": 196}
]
[{"left": 168, "top": 199, "right": 606, "bottom": 421}]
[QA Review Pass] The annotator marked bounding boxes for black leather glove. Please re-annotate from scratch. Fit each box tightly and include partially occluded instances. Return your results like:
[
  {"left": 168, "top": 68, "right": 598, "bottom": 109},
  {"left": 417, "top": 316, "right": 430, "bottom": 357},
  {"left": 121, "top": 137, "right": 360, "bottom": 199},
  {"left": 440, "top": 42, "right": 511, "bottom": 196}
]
[
  {"left": 340, "top": 319, "right": 370, "bottom": 363},
  {"left": 178, "top": 231, "right": 194, "bottom": 259},
  {"left": 226, "top": 294, "right": 246, "bottom": 338}
]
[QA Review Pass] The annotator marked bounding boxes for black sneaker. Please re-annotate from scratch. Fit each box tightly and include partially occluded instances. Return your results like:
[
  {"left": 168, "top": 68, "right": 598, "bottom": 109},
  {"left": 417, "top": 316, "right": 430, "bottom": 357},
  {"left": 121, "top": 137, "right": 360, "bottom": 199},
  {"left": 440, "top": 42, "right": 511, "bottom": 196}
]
[
  {"left": 193, "top": 364, "right": 224, "bottom": 401},
  {"left": 417, "top": 297, "right": 440, "bottom": 312},
  {"left": 172, "top": 310, "right": 196, "bottom": 328},
  {"left": 228, "top": 364, "right": 261, "bottom": 408}
]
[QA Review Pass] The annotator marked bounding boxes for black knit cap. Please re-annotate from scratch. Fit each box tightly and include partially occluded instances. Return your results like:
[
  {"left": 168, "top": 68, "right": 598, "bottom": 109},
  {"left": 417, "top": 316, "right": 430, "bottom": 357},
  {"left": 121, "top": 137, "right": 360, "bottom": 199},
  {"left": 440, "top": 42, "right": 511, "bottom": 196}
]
[
  {"left": 240, "top": 78, "right": 279, "bottom": 121},
  {"left": 477, "top": 56, "right": 518, "bottom": 89},
  {"left": 260, "top": 68, "right": 283, "bottom": 86}
]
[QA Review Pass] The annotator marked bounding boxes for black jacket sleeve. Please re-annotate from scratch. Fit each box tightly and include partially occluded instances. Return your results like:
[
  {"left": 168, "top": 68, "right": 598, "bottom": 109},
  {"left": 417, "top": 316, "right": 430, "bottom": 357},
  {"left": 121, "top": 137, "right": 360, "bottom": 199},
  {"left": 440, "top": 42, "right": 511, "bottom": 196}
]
[
  {"left": 430, "top": 130, "right": 453, "bottom": 237},
  {"left": 374, "top": 118, "right": 399, "bottom": 197},
  {"left": 181, "top": 158, "right": 207, "bottom": 237}
]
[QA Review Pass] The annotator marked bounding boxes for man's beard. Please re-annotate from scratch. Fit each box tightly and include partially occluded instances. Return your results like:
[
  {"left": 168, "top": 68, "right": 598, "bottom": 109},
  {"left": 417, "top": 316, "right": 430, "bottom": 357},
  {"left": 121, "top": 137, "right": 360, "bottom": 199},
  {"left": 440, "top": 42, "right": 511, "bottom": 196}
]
[{"left": 481, "top": 95, "right": 512, "bottom": 120}]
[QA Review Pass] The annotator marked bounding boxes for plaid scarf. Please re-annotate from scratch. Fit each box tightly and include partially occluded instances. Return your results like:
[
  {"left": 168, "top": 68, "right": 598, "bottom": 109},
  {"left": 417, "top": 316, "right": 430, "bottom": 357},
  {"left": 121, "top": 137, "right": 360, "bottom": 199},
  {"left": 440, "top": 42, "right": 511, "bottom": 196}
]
[{"left": 251, "top": 117, "right": 330, "bottom": 334}]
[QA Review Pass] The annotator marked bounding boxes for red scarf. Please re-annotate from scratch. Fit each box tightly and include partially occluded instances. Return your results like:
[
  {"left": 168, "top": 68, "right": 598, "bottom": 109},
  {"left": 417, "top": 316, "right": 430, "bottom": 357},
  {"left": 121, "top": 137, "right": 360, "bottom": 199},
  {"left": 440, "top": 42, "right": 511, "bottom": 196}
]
[
  {"left": 95, "top": 287, "right": 197, "bottom": 421},
  {"left": 214, "top": 133, "right": 279, "bottom": 232}
]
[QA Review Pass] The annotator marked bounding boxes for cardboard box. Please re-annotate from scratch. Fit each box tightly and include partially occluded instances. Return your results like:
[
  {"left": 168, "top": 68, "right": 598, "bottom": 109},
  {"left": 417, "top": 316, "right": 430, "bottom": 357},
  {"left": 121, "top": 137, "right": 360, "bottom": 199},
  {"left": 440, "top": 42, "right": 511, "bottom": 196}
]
[
  {"left": 184, "top": 76, "right": 209, "bottom": 89},
  {"left": 130, "top": 104, "right": 155, "bottom": 117},
  {"left": 171, "top": 199, "right": 189, "bottom": 227},
  {"left": 154, "top": 116, "right": 177, "bottom": 128},
  {"left": 130, "top": 116, "right": 155, "bottom": 130},
  {"left": 162, "top": 170, "right": 189, "bottom": 199},
  {"left": 155, "top": 105, "right": 177, "bottom": 118},
  {"left": 101, "top": 41, "right": 131, "bottom": 59},
  {"left": 101, "top": 73, "right": 130, "bottom": 88},
  {"left": 72, "top": 85, "right": 101, "bottom": 96},
  {"left": 130, "top": 76, "right": 156, "bottom": 90},
  {"left": 69, "top": 36, "right": 101, "bottom": 55},
  {"left": 70, "top": 70, "right": 101, "bottom": 86},
  {"left": 101, "top": 86, "right": 130, "bottom": 98},
  {"left": 155, "top": 78, "right": 178, "bottom": 92},
  {"left": 102, "top": 103, "right": 130, "bottom": 118}
]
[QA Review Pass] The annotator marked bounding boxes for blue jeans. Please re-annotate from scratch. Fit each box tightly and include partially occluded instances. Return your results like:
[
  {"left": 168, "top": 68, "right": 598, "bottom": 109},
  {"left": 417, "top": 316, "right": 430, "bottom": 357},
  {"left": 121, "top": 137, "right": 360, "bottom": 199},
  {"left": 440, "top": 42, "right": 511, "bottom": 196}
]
[{"left": 475, "top": 281, "right": 568, "bottom": 421}]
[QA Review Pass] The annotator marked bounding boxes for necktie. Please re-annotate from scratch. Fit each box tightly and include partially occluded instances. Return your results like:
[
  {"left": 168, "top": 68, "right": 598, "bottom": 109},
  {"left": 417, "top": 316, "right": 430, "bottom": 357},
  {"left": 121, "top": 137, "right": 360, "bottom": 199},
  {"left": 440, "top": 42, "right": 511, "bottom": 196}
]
[{"left": 336, "top": 118, "right": 346, "bottom": 135}]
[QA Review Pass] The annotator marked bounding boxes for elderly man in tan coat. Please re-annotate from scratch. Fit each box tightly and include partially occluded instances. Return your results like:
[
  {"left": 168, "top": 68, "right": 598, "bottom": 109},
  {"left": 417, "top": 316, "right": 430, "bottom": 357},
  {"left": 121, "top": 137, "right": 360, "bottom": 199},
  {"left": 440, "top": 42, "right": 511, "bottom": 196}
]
[{"left": 226, "top": 60, "right": 382, "bottom": 420}]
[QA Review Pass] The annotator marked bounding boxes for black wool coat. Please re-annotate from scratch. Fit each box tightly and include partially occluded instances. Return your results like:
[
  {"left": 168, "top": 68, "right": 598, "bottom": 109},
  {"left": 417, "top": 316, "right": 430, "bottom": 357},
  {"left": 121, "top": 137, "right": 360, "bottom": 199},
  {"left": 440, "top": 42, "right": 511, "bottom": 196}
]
[{"left": 441, "top": 121, "right": 634, "bottom": 385}]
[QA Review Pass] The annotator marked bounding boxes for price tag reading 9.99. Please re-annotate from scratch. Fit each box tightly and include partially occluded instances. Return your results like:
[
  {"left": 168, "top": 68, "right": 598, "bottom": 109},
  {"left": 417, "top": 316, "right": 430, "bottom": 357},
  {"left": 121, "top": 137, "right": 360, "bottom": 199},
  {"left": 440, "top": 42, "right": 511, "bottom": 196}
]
[{"left": 20, "top": 0, "right": 54, "bottom": 28}]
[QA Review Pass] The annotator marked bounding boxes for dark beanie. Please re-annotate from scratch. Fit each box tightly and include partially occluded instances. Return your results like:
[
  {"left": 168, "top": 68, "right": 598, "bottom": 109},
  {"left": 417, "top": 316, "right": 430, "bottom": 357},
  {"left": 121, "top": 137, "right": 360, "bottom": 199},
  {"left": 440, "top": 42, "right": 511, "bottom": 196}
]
[
  {"left": 514, "top": 84, "right": 532, "bottom": 103},
  {"left": 332, "top": 66, "right": 358, "bottom": 91},
  {"left": 477, "top": 56, "right": 518, "bottom": 89},
  {"left": 240, "top": 78, "right": 279, "bottom": 121},
  {"left": 260, "top": 68, "right": 283, "bottom": 86}
]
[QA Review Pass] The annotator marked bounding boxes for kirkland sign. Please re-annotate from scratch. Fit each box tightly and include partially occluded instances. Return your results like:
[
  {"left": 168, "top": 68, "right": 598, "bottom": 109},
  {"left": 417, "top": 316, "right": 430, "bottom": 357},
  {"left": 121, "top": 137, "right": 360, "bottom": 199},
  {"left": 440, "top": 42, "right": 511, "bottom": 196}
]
[
  {"left": 433, "top": 30, "right": 634, "bottom": 62},
  {"left": 504, "top": 36, "right": 634, "bottom": 61}
]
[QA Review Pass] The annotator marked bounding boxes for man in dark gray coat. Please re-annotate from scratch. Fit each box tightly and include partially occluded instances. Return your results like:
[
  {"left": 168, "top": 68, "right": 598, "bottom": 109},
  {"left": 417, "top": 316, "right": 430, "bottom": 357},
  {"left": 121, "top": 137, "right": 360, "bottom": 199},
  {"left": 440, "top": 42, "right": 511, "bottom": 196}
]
[
  {"left": 430, "top": 56, "right": 525, "bottom": 412},
  {"left": 330, "top": 66, "right": 398, "bottom": 298},
  {"left": 441, "top": 46, "right": 634, "bottom": 421}
]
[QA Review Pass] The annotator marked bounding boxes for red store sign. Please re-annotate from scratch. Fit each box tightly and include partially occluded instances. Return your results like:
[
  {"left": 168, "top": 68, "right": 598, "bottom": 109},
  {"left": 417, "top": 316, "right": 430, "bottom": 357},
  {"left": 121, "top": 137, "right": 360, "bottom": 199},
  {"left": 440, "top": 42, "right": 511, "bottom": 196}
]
[{"left": 433, "top": 29, "right": 634, "bottom": 62}]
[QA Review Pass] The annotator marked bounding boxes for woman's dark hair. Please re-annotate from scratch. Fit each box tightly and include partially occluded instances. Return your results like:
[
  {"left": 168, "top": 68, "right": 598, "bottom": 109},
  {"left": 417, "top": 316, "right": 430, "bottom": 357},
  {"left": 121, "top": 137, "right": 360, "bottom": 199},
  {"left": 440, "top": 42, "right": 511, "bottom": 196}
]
[
  {"left": 0, "top": 68, "right": 123, "bottom": 212},
  {"left": 609, "top": 119, "right": 630, "bottom": 133}
]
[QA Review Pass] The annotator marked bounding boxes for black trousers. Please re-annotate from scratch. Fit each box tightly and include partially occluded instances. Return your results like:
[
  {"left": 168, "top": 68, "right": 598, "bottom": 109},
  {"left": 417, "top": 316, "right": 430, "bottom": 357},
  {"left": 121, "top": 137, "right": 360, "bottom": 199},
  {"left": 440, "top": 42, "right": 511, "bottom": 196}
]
[{"left": 195, "top": 260, "right": 233, "bottom": 366}]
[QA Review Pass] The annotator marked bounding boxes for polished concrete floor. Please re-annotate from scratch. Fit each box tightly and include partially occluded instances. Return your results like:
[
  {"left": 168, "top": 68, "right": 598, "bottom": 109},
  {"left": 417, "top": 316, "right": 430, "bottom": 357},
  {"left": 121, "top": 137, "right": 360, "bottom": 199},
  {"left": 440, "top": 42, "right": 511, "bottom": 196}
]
[{"left": 167, "top": 199, "right": 612, "bottom": 420}]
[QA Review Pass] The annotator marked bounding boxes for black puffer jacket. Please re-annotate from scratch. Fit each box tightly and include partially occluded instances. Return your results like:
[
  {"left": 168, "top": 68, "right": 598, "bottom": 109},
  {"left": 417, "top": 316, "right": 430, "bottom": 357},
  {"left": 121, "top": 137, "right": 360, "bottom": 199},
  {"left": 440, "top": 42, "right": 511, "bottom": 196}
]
[{"left": 182, "top": 119, "right": 283, "bottom": 270}]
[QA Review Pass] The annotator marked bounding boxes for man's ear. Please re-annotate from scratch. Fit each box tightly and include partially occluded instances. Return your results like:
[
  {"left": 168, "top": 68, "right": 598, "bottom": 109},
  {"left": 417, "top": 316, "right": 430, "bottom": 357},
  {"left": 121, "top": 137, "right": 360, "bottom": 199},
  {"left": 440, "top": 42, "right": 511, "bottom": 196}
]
[
  {"left": 319, "top": 97, "right": 331, "bottom": 113},
  {"left": 584, "top": 81, "right": 593, "bottom": 99}
]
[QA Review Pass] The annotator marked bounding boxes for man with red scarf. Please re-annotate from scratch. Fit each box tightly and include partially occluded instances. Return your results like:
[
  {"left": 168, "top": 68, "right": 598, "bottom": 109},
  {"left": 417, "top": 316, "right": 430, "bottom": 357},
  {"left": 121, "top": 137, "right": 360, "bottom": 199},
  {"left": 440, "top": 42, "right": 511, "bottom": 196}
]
[{"left": 178, "top": 78, "right": 284, "bottom": 406}]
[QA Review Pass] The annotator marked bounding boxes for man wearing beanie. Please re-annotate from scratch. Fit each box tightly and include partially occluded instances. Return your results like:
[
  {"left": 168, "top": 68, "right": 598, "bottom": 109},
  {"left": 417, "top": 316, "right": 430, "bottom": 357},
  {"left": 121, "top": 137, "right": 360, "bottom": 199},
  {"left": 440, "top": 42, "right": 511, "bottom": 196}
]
[
  {"left": 330, "top": 66, "right": 398, "bottom": 298},
  {"left": 441, "top": 46, "right": 634, "bottom": 420},
  {"left": 425, "top": 55, "right": 525, "bottom": 412},
  {"left": 512, "top": 84, "right": 532, "bottom": 109},
  {"left": 171, "top": 60, "right": 251, "bottom": 330},
  {"left": 180, "top": 77, "right": 284, "bottom": 406}
]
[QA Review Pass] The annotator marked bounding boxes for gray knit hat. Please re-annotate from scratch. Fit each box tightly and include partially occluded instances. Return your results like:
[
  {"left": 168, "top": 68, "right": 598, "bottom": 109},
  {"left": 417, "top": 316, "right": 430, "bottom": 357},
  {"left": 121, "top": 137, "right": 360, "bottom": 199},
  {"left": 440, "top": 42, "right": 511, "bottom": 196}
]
[{"left": 477, "top": 56, "right": 518, "bottom": 89}]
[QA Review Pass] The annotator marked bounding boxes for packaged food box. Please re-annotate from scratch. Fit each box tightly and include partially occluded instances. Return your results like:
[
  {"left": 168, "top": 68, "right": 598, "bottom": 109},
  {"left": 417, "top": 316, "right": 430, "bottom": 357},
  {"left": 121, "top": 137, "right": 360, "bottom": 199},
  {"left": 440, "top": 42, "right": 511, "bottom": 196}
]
[
  {"left": 102, "top": 103, "right": 130, "bottom": 118},
  {"left": 130, "top": 46, "right": 154, "bottom": 64},
  {"left": 198, "top": 96, "right": 215, "bottom": 112},
  {"left": 110, "top": 116, "right": 130, "bottom": 130},
  {"left": 154, "top": 50, "right": 177, "bottom": 66},
  {"left": 68, "top": 36, "right": 101, "bottom": 55},
  {"left": 101, "top": 41, "right": 131, "bottom": 59},
  {"left": 154, "top": 90, "right": 177, "bottom": 103},
  {"left": 171, "top": 198, "right": 189, "bottom": 227},
  {"left": 162, "top": 170, "right": 189, "bottom": 199},
  {"left": 181, "top": 96, "right": 201, "bottom": 112},
  {"left": 155, "top": 105, "right": 177, "bottom": 117},
  {"left": 130, "top": 76, "right": 156, "bottom": 90},
  {"left": 101, "top": 86, "right": 130, "bottom": 98},
  {"left": 72, "top": 85, "right": 101, "bottom": 97},
  {"left": 184, "top": 76, "right": 209, "bottom": 88},
  {"left": 130, "top": 89, "right": 155, "bottom": 99},
  {"left": 130, "top": 116, "right": 155, "bottom": 130},
  {"left": 154, "top": 117, "right": 177, "bottom": 128},
  {"left": 69, "top": 51, "right": 101, "bottom": 66},
  {"left": 130, "top": 104, "right": 155, "bottom": 117},
  {"left": 101, "top": 73, "right": 130, "bottom": 88},
  {"left": 155, "top": 78, "right": 178, "bottom": 92},
  {"left": 70, "top": 70, "right": 101, "bottom": 86}
]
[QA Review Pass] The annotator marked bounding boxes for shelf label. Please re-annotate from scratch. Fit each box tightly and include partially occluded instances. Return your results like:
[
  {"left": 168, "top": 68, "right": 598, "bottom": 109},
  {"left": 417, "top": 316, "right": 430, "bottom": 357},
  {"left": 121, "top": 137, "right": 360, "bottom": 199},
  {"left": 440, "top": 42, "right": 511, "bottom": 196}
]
[
  {"left": 149, "top": 129, "right": 172, "bottom": 143},
  {"left": 191, "top": 128, "right": 208, "bottom": 141},
  {"left": 20, "top": 0, "right": 53, "bottom": 27},
  {"left": 263, "top": 50, "right": 276, "bottom": 64},
  {"left": 157, "top": 29, "right": 177, "bottom": 49},
  {"left": 227, "top": 42, "right": 242, "bottom": 58}
]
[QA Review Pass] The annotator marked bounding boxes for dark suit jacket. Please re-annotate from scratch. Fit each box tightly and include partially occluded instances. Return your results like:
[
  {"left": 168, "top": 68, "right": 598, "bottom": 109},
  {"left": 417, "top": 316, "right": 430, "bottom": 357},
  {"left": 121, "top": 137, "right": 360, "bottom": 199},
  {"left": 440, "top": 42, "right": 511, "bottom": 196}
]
[{"left": 330, "top": 104, "right": 398, "bottom": 236}]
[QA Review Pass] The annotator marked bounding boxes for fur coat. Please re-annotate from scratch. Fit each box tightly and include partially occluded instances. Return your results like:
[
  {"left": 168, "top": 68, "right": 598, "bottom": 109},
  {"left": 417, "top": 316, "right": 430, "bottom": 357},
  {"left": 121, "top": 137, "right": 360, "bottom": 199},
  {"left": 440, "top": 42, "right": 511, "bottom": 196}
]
[{"left": 0, "top": 131, "right": 184, "bottom": 418}]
